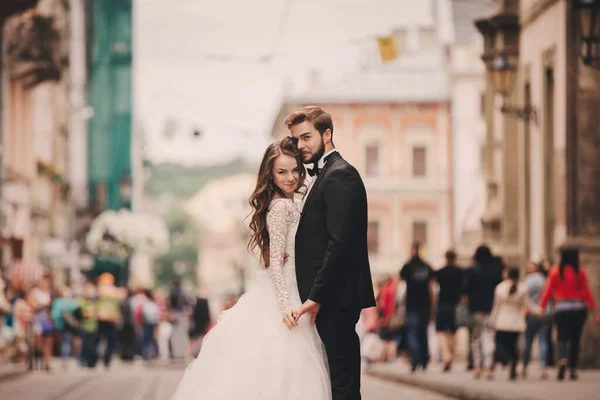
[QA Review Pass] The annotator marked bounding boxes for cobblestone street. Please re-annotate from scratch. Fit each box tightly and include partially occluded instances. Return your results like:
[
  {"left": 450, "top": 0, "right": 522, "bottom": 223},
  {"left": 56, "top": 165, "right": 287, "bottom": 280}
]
[{"left": 0, "top": 360, "right": 453, "bottom": 400}]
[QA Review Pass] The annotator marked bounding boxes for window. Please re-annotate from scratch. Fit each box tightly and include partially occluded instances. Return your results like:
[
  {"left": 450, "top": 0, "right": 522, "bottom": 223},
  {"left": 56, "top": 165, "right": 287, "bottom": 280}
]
[
  {"left": 412, "top": 221, "right": 428, "bottom": 257},
  {"left": 412, "top": 146, "right": 427, "bottom": 177},
  {"left": 10, "top": 239, "right": 24, "bottom": 260},
  {"left": 393, "top": 28, "right": 408, "bottom": 56},
  {"left": 365, "top": 143, "right": 380, "bottom": 177},
  {"left": 412, "top": 221, "right": 427, "bottom": 244},
  {"left": 367, "top": 221, "right": 380, "bottom": 254},
  {"left": 419, "top": 27, "right": 437, "bottom": 48}
]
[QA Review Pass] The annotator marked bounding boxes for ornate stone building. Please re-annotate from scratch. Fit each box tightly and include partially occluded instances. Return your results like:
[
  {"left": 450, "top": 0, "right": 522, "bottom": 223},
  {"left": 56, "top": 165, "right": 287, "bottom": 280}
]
[
  {"left": 476, "top": 0, "right": 600, "bottom": 366},
  {"left": 1, "top": 0, "right": 73, "bottom": 285}
]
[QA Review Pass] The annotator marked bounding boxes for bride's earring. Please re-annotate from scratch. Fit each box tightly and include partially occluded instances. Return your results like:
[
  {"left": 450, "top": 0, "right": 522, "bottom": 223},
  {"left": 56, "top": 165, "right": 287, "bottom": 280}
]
[{"left": 268, "top": 179, "right": 274, "bottom": 191}]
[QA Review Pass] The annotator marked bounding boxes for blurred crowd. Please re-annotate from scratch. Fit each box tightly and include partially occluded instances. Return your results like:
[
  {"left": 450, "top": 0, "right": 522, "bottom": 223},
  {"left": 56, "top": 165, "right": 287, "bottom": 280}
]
[
  {"left": 0, "top": 275, "right": 213, "bottom": 371},
  {"left": 2, "top": 242, "right": 596, "bottom": 383},
  {"left": 357, "top": 242, "right": 598, "bottom": 381}
]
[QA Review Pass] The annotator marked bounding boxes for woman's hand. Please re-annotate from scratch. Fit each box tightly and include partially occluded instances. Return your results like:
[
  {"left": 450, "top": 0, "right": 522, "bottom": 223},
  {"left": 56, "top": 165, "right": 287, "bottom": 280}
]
[{"left": 282, "top": 308, "right": 299, "bottom": 330}]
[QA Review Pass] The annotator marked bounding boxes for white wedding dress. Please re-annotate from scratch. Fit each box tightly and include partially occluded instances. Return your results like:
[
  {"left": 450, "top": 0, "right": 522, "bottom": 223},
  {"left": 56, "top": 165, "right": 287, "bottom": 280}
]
[{"left": 171, "top": 198, "right": 331, "bottom": 400}]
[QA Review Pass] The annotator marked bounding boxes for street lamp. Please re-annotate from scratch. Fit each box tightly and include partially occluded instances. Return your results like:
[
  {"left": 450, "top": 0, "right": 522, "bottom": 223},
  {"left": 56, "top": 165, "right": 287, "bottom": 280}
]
[
  {"left": 490, "top": 53, "right": 539, "bottom": 126},
  {"left": 490, "top": 52, "right": 517, "bottom": 96},
  {"left": 475, "top": 18, "right": 496, "bottom": 69},
  {"left": 476, "top": 8, "right": 539, "bottom": 126},
  {"left": 574, "top": 0, "right": 600, "bottom": 69}
]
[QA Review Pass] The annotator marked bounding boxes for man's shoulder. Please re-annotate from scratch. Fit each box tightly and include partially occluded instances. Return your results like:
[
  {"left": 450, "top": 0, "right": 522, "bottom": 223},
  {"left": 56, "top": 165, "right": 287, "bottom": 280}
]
[{"left": 327, "top": 154, "right": 357, "bottom": 173}]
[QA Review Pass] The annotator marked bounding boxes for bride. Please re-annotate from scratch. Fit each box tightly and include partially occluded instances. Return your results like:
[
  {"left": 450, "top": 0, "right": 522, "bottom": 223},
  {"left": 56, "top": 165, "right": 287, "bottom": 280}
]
[{"left": 171, "top": 137, "right": 331, "bottom": 400}]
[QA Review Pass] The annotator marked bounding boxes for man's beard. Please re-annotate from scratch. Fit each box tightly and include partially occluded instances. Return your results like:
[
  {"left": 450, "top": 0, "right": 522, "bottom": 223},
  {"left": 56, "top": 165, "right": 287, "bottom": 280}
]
[{"left": 304, "top": 137, "right": 326, "bottom": 165}]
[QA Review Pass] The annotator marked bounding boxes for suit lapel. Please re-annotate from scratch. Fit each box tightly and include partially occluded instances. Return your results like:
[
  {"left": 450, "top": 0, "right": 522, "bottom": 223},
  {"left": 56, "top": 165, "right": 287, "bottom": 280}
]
[{"left": 298, "top": 152, "right": 342, "bottom": 229}]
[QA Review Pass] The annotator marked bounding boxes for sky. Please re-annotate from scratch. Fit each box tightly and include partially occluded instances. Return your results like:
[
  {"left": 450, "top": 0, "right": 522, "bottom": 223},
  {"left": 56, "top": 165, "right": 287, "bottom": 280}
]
[{"left": 134, "top": 0, "right": 438, "bottom": 166}]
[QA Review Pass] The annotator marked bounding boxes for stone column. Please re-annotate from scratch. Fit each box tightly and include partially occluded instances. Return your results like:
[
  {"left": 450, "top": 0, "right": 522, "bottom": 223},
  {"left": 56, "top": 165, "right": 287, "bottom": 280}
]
[
  {"left": 501, "top": 73, "right": 523, "bottom": 267},
  {"left": 128, "top": 251, "right": 154, "bottom": 290},
  {"left": 481, "top": 72, "right": 502, "bottom": 248}
]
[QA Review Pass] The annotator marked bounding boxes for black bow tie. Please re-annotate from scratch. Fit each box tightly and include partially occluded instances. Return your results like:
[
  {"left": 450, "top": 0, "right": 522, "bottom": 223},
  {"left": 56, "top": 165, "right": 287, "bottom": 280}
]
[
  {"left": 307, "top": 164, "right": 320, "bottom": 177},
  {"left": 307, "top": 153, "right": 335, "bottom": 177}
]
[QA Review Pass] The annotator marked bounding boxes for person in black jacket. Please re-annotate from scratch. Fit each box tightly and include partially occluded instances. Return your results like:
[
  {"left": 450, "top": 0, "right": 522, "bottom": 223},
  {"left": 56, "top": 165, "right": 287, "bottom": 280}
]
[
  {"left": 188, "top": 293, "right": 210, "bottom": 357},
  {"left": 464, "top": 245, "right": 504, "bottom": 379},
  {"left": 435, "top": 249, "right": 463, "bottom": 371},
  {"left": 400, "top": 242, "right": 435, "bottom": 372},
  {"left": 288, "top": 106, "right": 376, "bottom": 400}
]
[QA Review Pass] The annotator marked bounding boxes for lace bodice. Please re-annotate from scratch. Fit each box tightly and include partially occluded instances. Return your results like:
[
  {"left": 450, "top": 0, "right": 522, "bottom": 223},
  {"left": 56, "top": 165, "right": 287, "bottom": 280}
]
[{"left": 266, "top": 198, "right": 300, "bottom": 315}]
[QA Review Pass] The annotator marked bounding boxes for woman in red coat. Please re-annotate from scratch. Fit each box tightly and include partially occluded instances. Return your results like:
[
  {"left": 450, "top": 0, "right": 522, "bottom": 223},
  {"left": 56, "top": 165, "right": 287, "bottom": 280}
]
[{"left": 540, "top": 248, "right": 599, "bottom": 380}]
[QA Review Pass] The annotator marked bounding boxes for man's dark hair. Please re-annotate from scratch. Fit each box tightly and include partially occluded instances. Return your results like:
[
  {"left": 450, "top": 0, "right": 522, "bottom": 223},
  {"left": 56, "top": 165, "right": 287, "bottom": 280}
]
[
  {"left": 473, "top": 245, "right": 493, "bottom": 265},
  {"left": 445, "top": 249, "right": 457, "bottom": 264},
  {"left": 284, "top": 105, "right": 334, "bottom": 138}
]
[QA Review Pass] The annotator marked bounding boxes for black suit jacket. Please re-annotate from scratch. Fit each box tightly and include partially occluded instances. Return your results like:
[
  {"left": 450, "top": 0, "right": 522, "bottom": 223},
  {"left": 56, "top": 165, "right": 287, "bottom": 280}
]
[{"left": 295, "top": 152, "right": 376, "bottom": 309}]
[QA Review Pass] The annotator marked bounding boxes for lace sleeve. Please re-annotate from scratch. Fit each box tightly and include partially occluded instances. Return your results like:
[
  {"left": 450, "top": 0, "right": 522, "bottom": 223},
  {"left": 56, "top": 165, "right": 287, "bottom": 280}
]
[{"left": 267, "top": 200, "right": 292, "bottom": 315}]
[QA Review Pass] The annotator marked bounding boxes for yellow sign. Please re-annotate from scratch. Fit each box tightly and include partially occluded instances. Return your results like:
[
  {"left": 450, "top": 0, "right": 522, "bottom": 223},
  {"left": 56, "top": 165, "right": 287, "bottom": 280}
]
[{"left": 377, "top": 36, "right": 398, "bottom": 63}]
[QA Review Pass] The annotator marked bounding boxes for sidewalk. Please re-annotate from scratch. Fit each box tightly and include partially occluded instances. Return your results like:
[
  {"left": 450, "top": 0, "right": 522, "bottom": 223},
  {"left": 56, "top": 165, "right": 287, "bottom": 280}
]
[
  {"left": 367, "top": 360, "right": 600, "bottom": 400},
  {"left": 0, "top": 362, "right": 28, "bottom": 384}
]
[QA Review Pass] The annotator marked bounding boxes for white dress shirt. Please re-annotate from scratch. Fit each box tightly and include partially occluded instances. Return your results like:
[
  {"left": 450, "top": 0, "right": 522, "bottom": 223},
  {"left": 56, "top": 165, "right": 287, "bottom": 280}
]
[{"left": 301, "top": 149, "right": 338, "bottom": 210}]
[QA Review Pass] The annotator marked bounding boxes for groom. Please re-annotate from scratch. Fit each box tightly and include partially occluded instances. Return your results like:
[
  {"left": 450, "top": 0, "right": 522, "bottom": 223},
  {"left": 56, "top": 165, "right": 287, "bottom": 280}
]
[{"left": 286, "top": 106, "right": 376, "bottom": 400}]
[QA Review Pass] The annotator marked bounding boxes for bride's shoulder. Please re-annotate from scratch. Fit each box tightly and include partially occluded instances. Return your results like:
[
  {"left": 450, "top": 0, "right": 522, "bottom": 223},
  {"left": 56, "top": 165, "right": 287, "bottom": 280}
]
[
  {"left": 268, "top": 197, "right": 293, "bottom": 210},
  {"left": 268, "top": 198, "right": 299, "bottom": 215}
]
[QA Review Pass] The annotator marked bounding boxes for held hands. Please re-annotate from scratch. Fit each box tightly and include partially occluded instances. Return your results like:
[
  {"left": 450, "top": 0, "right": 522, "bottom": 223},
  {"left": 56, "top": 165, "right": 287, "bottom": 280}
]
[
  {"left": 282, "top": 300, "right": 321, "bottom": 330},
  {"left": 282, "top": 308, "right": 299, "bottom": 330},
  {"left": 295, "top": 299, "right": 321, "bottom": 326}
]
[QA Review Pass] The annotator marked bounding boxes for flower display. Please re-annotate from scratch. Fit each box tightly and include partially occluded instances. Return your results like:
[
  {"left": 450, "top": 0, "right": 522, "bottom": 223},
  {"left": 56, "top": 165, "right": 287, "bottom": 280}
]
[{"left": 86, "top": 210, "right": 170, "bottom": 260}]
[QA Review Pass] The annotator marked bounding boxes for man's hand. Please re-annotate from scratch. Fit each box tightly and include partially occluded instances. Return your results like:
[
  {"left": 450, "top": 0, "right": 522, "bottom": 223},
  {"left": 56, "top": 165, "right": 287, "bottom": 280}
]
[
  {"left": 295, "top": 299, "right": 321, "bottom": 325},
  {"left": 282, "top": 309, "right": 299, "bottom": 330}
]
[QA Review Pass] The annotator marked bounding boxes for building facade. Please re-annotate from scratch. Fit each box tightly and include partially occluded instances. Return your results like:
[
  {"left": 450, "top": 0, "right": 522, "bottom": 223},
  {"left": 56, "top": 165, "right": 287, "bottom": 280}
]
[
  {"left": 448, "top": 0, "right": 496, "bottom": 260},
  {"left": 0, "top": 0, "right": 132, "bottom": 286},
  {"left": 1, "top": 0, "right": 72, "bottom": 285},
  {"left": 271, "top": 47, "right": 454, "bottom": 276},
  {"left": 476, "top": 0, "right": 600, "bottom": 366}
]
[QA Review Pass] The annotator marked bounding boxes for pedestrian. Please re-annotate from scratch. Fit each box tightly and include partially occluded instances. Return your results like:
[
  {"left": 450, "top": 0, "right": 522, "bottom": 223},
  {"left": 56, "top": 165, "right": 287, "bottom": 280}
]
[
  {"left": 169, "top": 280, "right": 191, "bottom": 361},
  {"left": 51, "top": 286, "right": 79, "bottom": 370},
  {"left": 29, "top": 275, "right": 55, "bottom": 371},
  {"left": 521, "top": 258, "right": 551, "bottom": 379},
  {"left": 96, "top": 273, "right": 125, "bottom": 368},
  {"left": 188, "top": 289, "right": 211, "bottom": 359},
  {"left": 540, "top": 248, "right": 599, "bottom": 380},
  {"left": 119, "top": 290, "right": 137, "bottom": 361},
  {"left": 540, "top": 258, "right": 556, "bottom": 366},
  {"left": 378, "top": 275, "right": 403, "bottom": 361},
  {"left": 400, "top": 242, "right": 435, "bottom": 372},
  {"left": 78, "top": 282, "right": 99, "bottom": 368},
  {"left": 141, "top": 289, "right": 160, "bottom": 361},
  {"left": 490, "top": 267, "right": 541, "bottom": 380},
  {"left": 434, "top": 249, "right": 464, "bottom": 372},
  {"left": 463, "top": 245, "right": 504, "bottom": 379}
]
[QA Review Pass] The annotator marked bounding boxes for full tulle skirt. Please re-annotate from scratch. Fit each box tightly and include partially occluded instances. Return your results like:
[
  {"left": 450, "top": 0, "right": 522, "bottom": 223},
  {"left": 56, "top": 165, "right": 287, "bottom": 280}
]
[{"left": 171, "top": 269, "right": 331, "bottom": 400}]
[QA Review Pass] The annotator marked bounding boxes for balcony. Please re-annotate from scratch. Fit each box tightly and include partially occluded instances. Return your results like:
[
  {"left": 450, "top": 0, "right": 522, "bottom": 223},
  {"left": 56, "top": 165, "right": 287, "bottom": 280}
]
[{"left": 4, "top": 11, "right": 61, "bottom": 88}]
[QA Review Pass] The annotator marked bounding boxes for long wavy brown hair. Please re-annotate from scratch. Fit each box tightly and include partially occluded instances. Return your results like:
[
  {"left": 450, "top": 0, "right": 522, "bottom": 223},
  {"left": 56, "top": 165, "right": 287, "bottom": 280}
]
[{"left": 248, "top": 137, "right": 306, "bottom": 266}]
